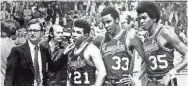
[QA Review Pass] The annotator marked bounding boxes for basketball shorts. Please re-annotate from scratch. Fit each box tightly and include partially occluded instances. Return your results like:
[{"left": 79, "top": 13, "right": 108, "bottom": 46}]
[
  {"left": 103, "top": 79, "right": 133, "bottom": 86},
  {"left": 145, "top": 76, "right": 177, "bottom": 86}
]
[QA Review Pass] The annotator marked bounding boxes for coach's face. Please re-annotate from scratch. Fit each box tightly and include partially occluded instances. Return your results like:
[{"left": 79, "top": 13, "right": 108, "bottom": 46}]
[
  {"left": 138, "top": 12, "right": 155, "bottom": 31},
  {"left": 53, "top": 26, "right": 64, "bottom": 43},
  {"left": 27, "top": 23, "right": 43, "bottom": 45},
  {"left": 101, "top": 14, "right": 118, "bottom": 35}
]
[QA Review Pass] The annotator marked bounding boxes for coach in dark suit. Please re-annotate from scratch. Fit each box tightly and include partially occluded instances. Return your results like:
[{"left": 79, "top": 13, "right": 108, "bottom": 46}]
[{"left": 4, "top": 19, "right": 60, "bottom": 86}]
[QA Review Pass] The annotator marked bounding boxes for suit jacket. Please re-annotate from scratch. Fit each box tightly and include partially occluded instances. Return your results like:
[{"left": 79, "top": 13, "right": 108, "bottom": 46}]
[{"left": 4, "top": 41, "right": 50, "bottom": 86}]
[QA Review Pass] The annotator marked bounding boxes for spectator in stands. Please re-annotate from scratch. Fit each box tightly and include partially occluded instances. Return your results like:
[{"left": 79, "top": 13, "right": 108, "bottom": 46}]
[
  {"left": 42, "top": 28, "right": 50, "bottom": 42},
  {"left": 9, "top": 2, "right": 15, "bottom": 17},
  {"left": 52, "top": 12, "right": 63, "bottom": 26},
  {"left": 19, "top": 2, "right": 25, "bottom": 14},
  {"left": 0, "top": 6, "right": 10, "bottom": 20},
  {"left": 78, "top": 1, "right": 84, "bottom": 13},
  {"left": 1, "top": 19, "right": 21, "bottom": 86},
  {"left": 54, "top": 4, "right": 62, "bottom": 17},
  {"left": 32, "top": 8, "right": 40, "bottom": 19},
  {"left": 62, "top": 14, "right": 67, "bottom": 27},
  {"left": 38, "top": 4, "right": 47, "bottom": 18},
  {"left": 90, "top": 0, "right": 97, "bottom": 16},
  {"left": 47, "top": 4, "right": 54, "bottom": 19},
  {"left": 66, "top": 12, "right": 73, "bottom": 29},
  {"left": 38, "top": 14, "right": 46, "bottom": 26},
  {"left": 178, "top": 26, "right": 187, "bottom": 44},
  {"left": 23, "top": 5, "right": 32, "bottom": 27},
  {"left": 31, "top": 3, "right": 37, "bottom": 13},
  {"left": 14, "top": 28, "right": 27, "bottom": 45},
  {"left": 46, "top": 17, "right": 53, "bottom": 29},
  {"left": 98, "top": 2, "right": 105, "bottom": 13},
  {"left": 13, "top": 7, "right": 24, "bottom": 27},
  {"left": 93, "top": 21, "right": 106, "bottom": 37}
]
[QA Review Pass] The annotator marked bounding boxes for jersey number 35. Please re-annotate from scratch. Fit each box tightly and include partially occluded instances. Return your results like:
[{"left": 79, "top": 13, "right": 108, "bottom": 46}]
[{"left": 149, "top": 54, "right": 168, "bottom": 70}]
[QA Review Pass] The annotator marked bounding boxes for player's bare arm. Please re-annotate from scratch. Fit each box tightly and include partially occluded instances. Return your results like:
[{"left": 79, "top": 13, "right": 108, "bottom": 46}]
[
  {"left": 161, "top": 27, "right": 188, "bottom": 73},
  {"left": 85, "top": 43, "right": 107, "bottom": 86},
  {"left": 161, "top": 27, "right": 188, "bottom": 85},
  {"left": 119, "top": 31, "right": 146, "bottom": 85},
  {"left": 127, "top": 31, "right": 147, "bottom": 80},
  {"left": 138, "top": 63, "right": 146, "bottom": 80},
  {"left": 127, "top": 31, "right": 146, "bottom": 61}
]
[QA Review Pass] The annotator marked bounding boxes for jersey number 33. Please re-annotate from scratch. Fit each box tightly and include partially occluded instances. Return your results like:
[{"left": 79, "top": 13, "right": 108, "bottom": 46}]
[{"left": 112, "top": 56, "right": 129, "bottom": 71}]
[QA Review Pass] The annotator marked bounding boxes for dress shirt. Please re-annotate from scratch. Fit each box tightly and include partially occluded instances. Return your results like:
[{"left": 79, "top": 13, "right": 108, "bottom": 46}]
[{"left": 28, "top": 41, "right": 43, "bottom": 86}]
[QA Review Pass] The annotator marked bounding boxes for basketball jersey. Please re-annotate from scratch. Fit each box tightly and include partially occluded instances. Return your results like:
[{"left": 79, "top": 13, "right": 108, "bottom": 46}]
[
  {"left": 100, "top": 31, "right": 132, "bottom": 80},
  {"left": 144, "top": 27, "right": 174, "bottom": 77},
  {"left": 68, "top": 43, "right": 96, "bottom": 85}
]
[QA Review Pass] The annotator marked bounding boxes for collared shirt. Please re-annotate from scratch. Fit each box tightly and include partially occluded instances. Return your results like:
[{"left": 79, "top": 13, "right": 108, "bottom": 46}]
[
  {"left": 1, "top": 37, "right": 15, "bottom": 86},
  {"left": 28, "top": 40, "right": 43, "bottom": 86},
  {"left": 49, "top": 42, "right": 63, "bottom": 60}
]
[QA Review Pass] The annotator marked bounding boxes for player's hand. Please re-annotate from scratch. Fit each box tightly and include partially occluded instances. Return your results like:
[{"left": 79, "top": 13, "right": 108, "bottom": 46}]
[
  {"left": 120, "top": 74, "right": 136, "bottom": 86},
  {"left": 161, "top": 69, "right": 176, "bottom": 86},
  {"left": 64, "top": 43, "right": 75, "bottom": 55},
  {"left": 161, "top": 73, "right": 171, "bottom": 86}
]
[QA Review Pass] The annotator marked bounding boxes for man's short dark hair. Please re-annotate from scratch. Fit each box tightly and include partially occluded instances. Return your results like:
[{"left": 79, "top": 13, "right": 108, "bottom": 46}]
[
  {"left": 100, "top": 6, "right": 119, "bottom": 20},
  {"left": 1, "top": 19, "right": 21, "bottom": 38},
  {"left": 27, "top": 19, "right": 43, "bottom": 31},
  {"left": 74, "top": 19, "right": 91, "bottom": 34},
  {"left": 136, "top": 1, "right": 160, "bottom": 23}
]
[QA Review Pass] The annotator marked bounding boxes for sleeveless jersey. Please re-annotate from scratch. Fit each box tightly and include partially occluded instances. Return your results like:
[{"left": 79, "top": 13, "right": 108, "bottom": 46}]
[
  {"left": 100, "top": 31, "right": 132, "bottom": 80},
  {"left": 144, "top": 27, "right": 174, "bottom": 78},
  {"left": 68, "top": 43, "right": 96, "bottom": 85}
]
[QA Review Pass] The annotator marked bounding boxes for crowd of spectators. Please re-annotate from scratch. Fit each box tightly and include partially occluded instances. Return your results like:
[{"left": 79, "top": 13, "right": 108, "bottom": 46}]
[{"left": 0, "top": 0, "right": 187, "bottom": 45}]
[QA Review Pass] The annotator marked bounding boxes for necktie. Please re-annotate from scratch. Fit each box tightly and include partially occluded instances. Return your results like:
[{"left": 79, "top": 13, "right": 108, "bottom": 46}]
[{"left": 34, "top": 46, "right": 41, "bottom": 86}]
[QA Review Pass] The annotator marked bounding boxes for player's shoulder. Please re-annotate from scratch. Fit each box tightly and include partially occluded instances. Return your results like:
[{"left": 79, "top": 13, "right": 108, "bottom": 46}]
[
  {"left": 93, "top": 34, "right": 105, "bottom": 43},
  {"left": 85, "top": 42, "right": 100, "bottom": 57},
  {"left": 160, "top": 25, "right": 176, "bottom": 38},
  {"left": 93, "top": 34, "right": 106, "bottom": 48},
  {"left": 87, "top": 42, "right": 98, "bottom": 50},
  {"left": 160, "top": 25, "right": 174, "bottom": 33}
]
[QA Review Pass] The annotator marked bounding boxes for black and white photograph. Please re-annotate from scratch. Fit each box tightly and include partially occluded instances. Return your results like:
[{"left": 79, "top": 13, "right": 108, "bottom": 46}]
[{"left": 0, "top": 0, "right": 187, "bottom": 86}]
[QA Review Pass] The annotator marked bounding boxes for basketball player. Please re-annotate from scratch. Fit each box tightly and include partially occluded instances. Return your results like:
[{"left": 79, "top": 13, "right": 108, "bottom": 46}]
[
  {"left": 100, "top": 6, "right": 146, "bottom": 86},
  {"left": 65, "top": 19, "right": 106, "bottom": 86},
  {"left": 136, "top": 1, "right": 188, "bottom": 86}
]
